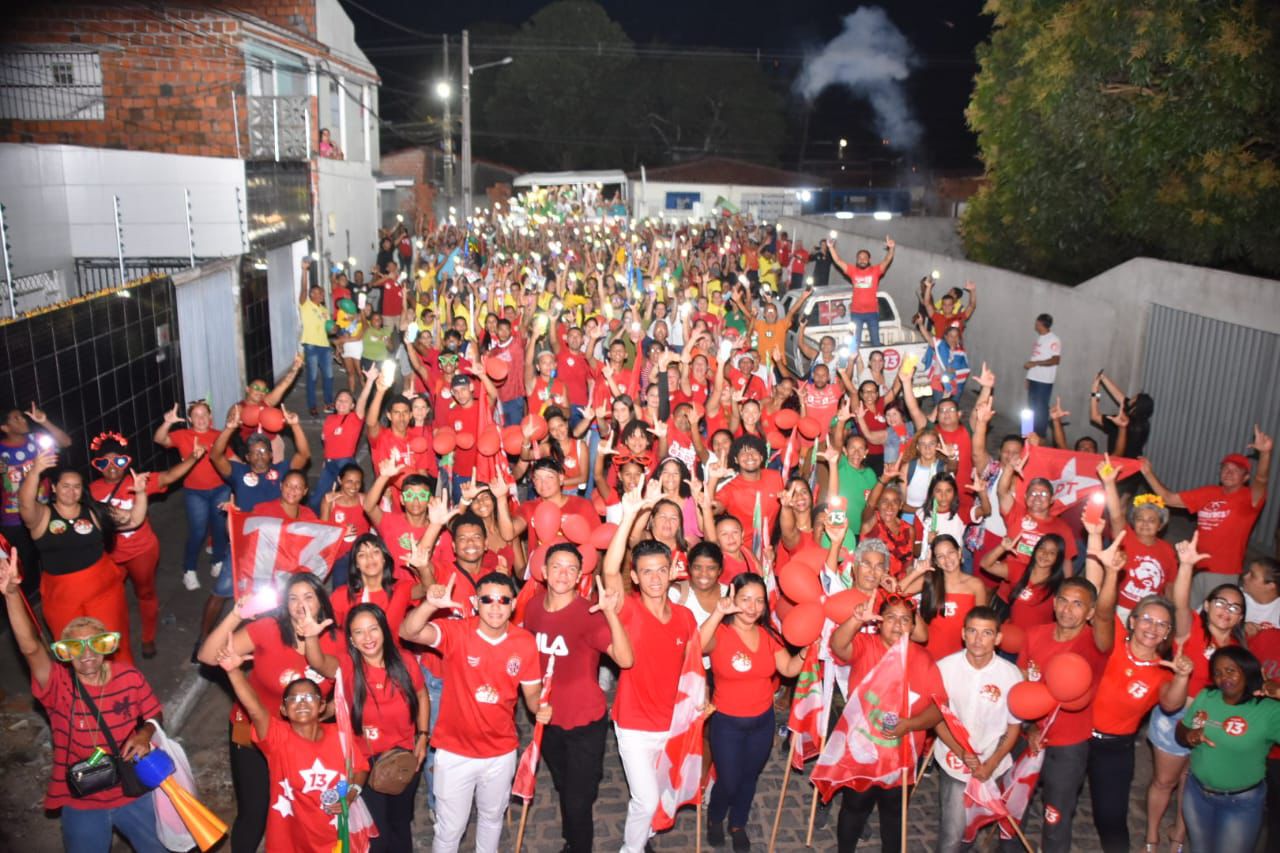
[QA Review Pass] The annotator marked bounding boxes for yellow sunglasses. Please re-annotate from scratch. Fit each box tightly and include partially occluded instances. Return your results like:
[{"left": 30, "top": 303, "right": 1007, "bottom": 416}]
[{"left": 51, "top": 632, "right": 121, "bottom": 661}]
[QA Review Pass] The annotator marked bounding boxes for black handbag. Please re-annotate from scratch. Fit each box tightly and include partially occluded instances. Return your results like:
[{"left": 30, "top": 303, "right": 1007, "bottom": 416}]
[{"left": 64, "top": 676, "right": 153, "bottom": 799}]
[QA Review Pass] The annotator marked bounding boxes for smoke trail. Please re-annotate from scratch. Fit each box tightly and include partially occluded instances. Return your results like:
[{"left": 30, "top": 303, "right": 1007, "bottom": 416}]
[{"left": 795, "top": 7, "right": 922, "bottom": 152}]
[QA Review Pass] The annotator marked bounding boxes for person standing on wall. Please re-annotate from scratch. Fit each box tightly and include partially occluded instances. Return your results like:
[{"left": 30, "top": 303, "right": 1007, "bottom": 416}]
[{"left": 1024, "top": 313, "right": 1061, "bottom": 439}]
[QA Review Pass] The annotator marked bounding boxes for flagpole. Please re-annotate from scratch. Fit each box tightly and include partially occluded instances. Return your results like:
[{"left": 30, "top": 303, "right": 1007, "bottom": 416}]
[
  {"left": 514, "top": 800, "right": 530, "bottom": 853},
  {"left": 804, "top": 734, "right": 825, "bottom": 848},
  {"left": 696, "top": 797, "right": 703, "bottom": 853},
  {"left": 1003, "top": 817, "right": 1035, "bottom": 853},
  {"left": 899, "top": 638, "right": 912, "bottom": 853},
  {"left": 769, "top": 739, "right": 798, "bottom": 853}
]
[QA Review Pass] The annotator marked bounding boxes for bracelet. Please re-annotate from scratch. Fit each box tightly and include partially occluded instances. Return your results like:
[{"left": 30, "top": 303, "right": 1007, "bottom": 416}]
[{"left": 415, "top": 730, "right": 429, "bottom": 739}]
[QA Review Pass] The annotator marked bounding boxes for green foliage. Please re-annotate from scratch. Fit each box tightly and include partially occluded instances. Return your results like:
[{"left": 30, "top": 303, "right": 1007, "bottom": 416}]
[{"left": 963, "top": 0, "right": 1280, "bottom": 282}]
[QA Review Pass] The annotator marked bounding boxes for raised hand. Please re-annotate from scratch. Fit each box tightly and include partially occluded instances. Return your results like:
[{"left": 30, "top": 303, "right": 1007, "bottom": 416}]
[
  {"left": 489, "top": 475, "right": 510, "bottom": 499},
  {"left": 1087, "top": 529, "right": 1127, "bottom": 573},
  {"left": 425, "top": 576, "right": 462, "bottom": 611},
  {"left": 1249, "top": 425, "right": 1274, "bottom": 455},
  {"left": 1049, "top": 398, "right": 1068, "bottom": 422},
  {"left": 364, "top": 364, "right": 380, "bottom": 385},
  {"left": 162, "top": 403, "right": 185, "bottom": 426},
  {"left": 714, "top": 596, "right": 742, "bottom": 617},
  {"left": 130, "top": 470, "right": 150, "bottom": 494},
  {"left": 588, "top": 575, "right": 623, "bottom": 616},
  {"left": 378, "top": 458, "right": 406, "bottom": 479},
  {"left": 190, "top": 439, "right": 206, "bottom": 460},
  {"left": 460, "top": 479, "right": 484, "bottom": 503},
  {"left": 216, "top": 634, "right": 253, "bottom": 671},
  {"left": 426, "top": 496, "right": 454, "bottom": 527},
  {"left": 26, "top": 402, "right": 47, "bottom": 424},
  {"left": 282, "top": 405, "right": 299, "bottom": 426},
  {"left": 1096, "top": 453, "right": 1118, "bottom": 483},
  {"left": 976, "top": 362, "right": 996, "bottom": 389},
  {"left": 852, "top": 599, "right": 882, "bottom": 625},
  {"left": 1175, "top": 532, "right": 1209, "bottom": 566},
  {"left": 295, "top": 611, "right": 333, "bottom": 639},
  {"left": 0, "top": 555, "right": 21, "bottom": 596}
]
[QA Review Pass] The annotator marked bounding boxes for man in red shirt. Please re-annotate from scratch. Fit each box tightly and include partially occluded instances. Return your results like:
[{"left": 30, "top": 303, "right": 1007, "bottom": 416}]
[
  {"left": 602, "top": 487, "right": 699, "bottom": 853},
  {"left": 829, "top": 236, "right": 895, "bottom": 347},
  {"left": 711, "top": 435, "right": 783, "bottom": 548},
  {"left": 550, "top": 319, "right": 592, "bottom": 427},
  {"left": 1015, "top": 576, "right": 1113, "bottom": 853},
  {"left": 789, "top": 241, "right": 811, "bottom": 291},
  {"left": 488, "top": 317, "right": 527, "bottom": 426},
  {"left": 400, "top": 572, "right": 550, "bottom": 853},
  {"left": 522, "top": 543, "right": 633, "bottom": 853},
  {"left": 1142, "top": 426, "right": 1272, "bottom": 607},
  {"left": 502, "top": 458, "right": 597, "bottom": 552}
]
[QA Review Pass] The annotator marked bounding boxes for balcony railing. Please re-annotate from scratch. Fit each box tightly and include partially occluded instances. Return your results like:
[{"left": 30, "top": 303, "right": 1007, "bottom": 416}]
[{"left": 246, "top": 95, "right": 311, "bottom": 161}]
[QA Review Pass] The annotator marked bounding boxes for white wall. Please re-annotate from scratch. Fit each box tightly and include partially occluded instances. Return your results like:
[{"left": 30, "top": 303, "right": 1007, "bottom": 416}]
[
  {"left": 0, "top": 144, "right": 246, "bottom": 284},
  {"left": 316, "top": 156, "right": 378, "bottom": 270},
  {"left": 807, "top": 215, "right": 966, "bottom": 258},
  {"left": 631, "top": 180, "right": 804, "bottom": 221}
]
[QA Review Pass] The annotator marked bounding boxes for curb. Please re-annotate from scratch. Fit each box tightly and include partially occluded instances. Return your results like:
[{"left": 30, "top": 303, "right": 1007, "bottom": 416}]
[{"left": 164, "top": 667, "right": 211, "bottom": 736}]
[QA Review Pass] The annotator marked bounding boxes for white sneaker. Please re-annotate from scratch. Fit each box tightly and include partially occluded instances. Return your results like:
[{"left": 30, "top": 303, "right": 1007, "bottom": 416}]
[
  {"left": 210, "top": 561, "right": 223, "bottom": 578},
  {"left": 182, "top": 570, "right": 201, "bottom": 591},
  {"left": 205, "top": 543, "right": 212, "bottom": 555}
]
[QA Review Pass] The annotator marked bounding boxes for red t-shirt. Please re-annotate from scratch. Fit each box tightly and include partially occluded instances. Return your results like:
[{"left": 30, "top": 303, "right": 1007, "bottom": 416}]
[
  {"left": 1018, "top": 624, "right": 1107, "bottom": 746},
  {"left": 1180, "top": 485, "right": 1263, "bottom": 573},
  {"left": 380, "top": 279, "right": 404, "bottom": 318},
  {"left": 251, "top": 502, "right": 318, "bottom": 522},
  {"left": 614, "top": 595, "right": 699, "bottom": 731},
  {"left": 790, "top": 247, "right": 810, "bottom": 274},
  {"left": 428, "top": 618, "right": 541, "bottom": 757},
  {"left": 370, "top": 429, "right": 414, "bottom": 491},
  {"left": 845, "top": 263, "right": 884, "bottom": 314},
  {"left": 528, "top": 375, "right": 570, "bottom": 416},
  {"left": 861, "top": 402, "right": 887, "bottom": 457},
  {"left": 931, "top": 311, "right": 965, "bottom": 339},
  {"left": 717, "top": 470, "right": 784, "bottom": 547},
  {"left": 556, "top": 349, "right": 592, "bottom": 407},
  {"left": 443, "top": 400, "right": 484, "bottom": 477},
  {"left": 936, "top": 424, "right": 973, "bottom": 512},
  {"left": 924, "top": 590, "right": 978, "bottom": 661},
  {"left": 1116, "top": 529, "right": 1177, "bottom": 610},
  {"left": 89, "top": 476, "right": 165, "bottom": 562},
  {"left": 998, "top": 508, "right": 1078, "bottom": 598},
  {"left": 374, "top": 512, "right": 428, "bottom": 579},
  {"left": 1092, "top": 643, "right": 1173, "bottom": 735},
  {"left": 34, "top": 663, "right": 163, "bottom": 810},
  {"left": 518, "top": 495, "right": 598, "bottom": 552},
  {"left": 835, "top": 633, "right": 946, "bottom": 763},
  {"left": 328, "top": 500, "right": 372, "bottom": 551},
  {"left": 168, "top": 428, "right": 224, "bottom": 490},
  {"left": 1181, "top": 624, "right": 1239, "bottom": 699},
  {"left": 1008, "top": 582, "right": 1056, "bottom": 630},
  {"left": 331, "top": 582, "right": 417, "bottom": 643},
  {"left": 802, "top": 381, "right": 841, "bottom": 431},
  {"left": 709, "top": 623, "right": 784, "bottom": 716},
  {"left": 338, "top": 649, "right": 425, "bottom": 753},
  {"left": 488, "top": 335, "right": 527, "bottom": 404},
  {"left": 322, "top": 413, "right": 363, "bottom": 460},
  {"left": 231, "top": 617, "right": 340, "bottom": 726},
  {"left": 255, "top": 717, "right": 369, "bottom": 853},
  {"left": 1247, "top": 627, "right": 1280, "bottom": 758},
  {"left": 721, "top": 550, "right": 754, "bottom": 583},
  {"left": 522, "top": 594, "right": 613, "bottom": 729}
]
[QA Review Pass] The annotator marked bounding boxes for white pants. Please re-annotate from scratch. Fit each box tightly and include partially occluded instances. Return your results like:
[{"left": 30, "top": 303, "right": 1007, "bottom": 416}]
[
  {"left": 432, "top": 748, "right": 517, "bottom": 853},
  {"left": 614, "top": 724, "right": 669, "bottom": 853}
]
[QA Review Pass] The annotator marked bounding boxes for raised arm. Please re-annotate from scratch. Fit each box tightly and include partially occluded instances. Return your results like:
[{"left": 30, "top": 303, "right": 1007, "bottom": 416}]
[
  {"left": 264, "top": 354, "right": 303, "bottom": 408},
  {"left": 282, "top": 407, "right": 310, "bottom": 470},
  {"left": 218, "top": 640, "right": 271, "bottom": 740},
  {"left": 1249, "top": 425, "right": 1273, "bottom": 508},
  {"left": 831, "top": 599, "right": 879, "bottom": 662},
  {"left": 1138, "top": 458, "right": 1186, "bottom": 509},
  {"left": 0, "top": 555, "right": 51, "bottom": 689},
  {"left": 602, "top": 486, "right": 653, "bottom": 598},
  {"left": 155, "top": 442, "right": 206, "bottom": 489},
  {"left": 153, "top": 403, "right": 184, "bottom": 448}
]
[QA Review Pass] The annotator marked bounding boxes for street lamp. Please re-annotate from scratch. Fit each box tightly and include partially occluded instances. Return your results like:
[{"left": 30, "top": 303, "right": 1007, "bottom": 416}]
[
  {"left": 436, "top": 78, "right": 454, "bottom": 206},
  {"left": 434, "top": 81, "right": 451, "bottom": 99},
  {"left": 460, "top": 27, "right": 513, "bottom": 214},
  {"left": 838, "top": 138, "right": 848, "bottom": 161}
]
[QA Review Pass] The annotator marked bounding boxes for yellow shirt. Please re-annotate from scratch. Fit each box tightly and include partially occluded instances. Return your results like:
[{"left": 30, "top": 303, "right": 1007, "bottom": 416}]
[{"left": 300, "top": 299, "right": 330, "bottom": 347}]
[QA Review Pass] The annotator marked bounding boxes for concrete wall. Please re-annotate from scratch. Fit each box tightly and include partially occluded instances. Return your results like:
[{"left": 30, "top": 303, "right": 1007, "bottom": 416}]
[
  {"left": 631, "top": 180, "right": 804, "bottom": 221},
  {"left": 803, "top": 215, "right": 965, "bottom": 259},
  {"left": 781, "top": 215, "right": 1280, "bottom": 458},
  {"left": 0, "top": 143, "right": 246, "bottom": 282},
  {"left": 316, "top": 155, "right": 378, "bottom": 269}
]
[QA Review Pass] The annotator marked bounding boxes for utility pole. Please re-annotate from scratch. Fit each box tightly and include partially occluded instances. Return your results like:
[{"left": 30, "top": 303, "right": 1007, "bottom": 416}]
[
  {"left": 440, "top": 33, "right": 453, "bottom": 210},
  {"left": 461, "top": 28, "right": 472, "bottom": 216}
]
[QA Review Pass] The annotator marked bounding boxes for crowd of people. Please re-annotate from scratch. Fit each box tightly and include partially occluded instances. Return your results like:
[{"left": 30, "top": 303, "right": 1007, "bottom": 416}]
[{"left": 1, "top": 199, "right": 1278, "bottom": 853}]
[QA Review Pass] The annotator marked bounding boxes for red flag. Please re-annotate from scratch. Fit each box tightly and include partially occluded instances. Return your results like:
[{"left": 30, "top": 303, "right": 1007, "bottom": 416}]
[
  {"left": 650, "top": 635, "right": 709, "bottom": 831},
  {"left": 810, "top": 635, "right": 915, "bottom": 801},
  {"left": 228, "top": 509, "right": 346, "bottom": 598},
  {"left": 787, "top": 640, "right": 826, "bottom": 770},
  {"left": 510, "top": 657, "right": 556, "bottom": 802},
  {"left": 996, "top": 734, "right": 1048, "bottom": 839},
  {"left": 332, "top": 669, "right": 378, "bottom": 852},
  {"left": 1019, "top": 444, "right": 1140, "bottom": 516},
  {"left": 932, "top": 696, "right": 1013, "bottom": 842}
]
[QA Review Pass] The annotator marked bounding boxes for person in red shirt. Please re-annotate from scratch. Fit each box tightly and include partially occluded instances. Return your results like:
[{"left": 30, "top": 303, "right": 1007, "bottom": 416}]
[
  {"left": 698, "top": 574, "right": 807, "bottom": 849},
  {"left": 899, "top": 534, "right": 989, "bottom": 660},
  {"left": 829, "top": 594, "right": 945, "bottom": 852},
  {"left": 550, "top": 319, "right": 592, "bottom": 421},
  {"left": 981, "top": 532, "right": 1068, "bottom": 631},
  {"left": 363, "top": 466, "right": 432, "bottom": 579},
  {"left": 154, "top": 400, "right": 231, "bottom": 590},
  {"left": 789, "top": 241, "right": 811, "bottom": 290},
  {"left": 250, "top": 470, "right": 318, "bottom": 522},
  {"left": 501, "top": 458, "right": 597, "bottom": 553},
  {"left": 801, "top": 364, "right": 842, "bottom": 434},
  {"left": 216, "top": 641, "right": 368, "bottom": 853},
  {"left": 488, "top": 317, "right": 528, "bottom": 426},
  {"left": 994, "top": 463, "right": 1078, "bottom": 600},
  {"left": 710, "top": 435, "right": 783, "bottom": 548},
  {"left": 829, "top": 235, "right": 895, "bottom": 347},
  {"left": 1098, "top": 463, "right": 1177, "bottom": 619},
  {"left": 318, "top": 463, "right": 372, "bottom": 587},
  {"left": 311, "top": 377, "right": 376, "bottom": 514},
  {"left": 299, "top": 602, "right": 429, "bottom": 852},
  {"left": 364, "top": 377, "right": 418, "bottom": 508},
  {"left": 522, "top": 543, "right": 634, "bottom": 853},
  {"left": 1142, "top": 426, "right": 1272, "bottom": 608},
  {"left": 602, "top": 486, "right": 699, "bottom": 853},
  {"left": 329, "top": 533, "right": 425, "bottom": 643},
  {"left": 399, "top": 572, "right": 550, "bottom": 853},
  {"left": 437, "top": 371, "right": 501, "bottom": 504},
  {"left": 525, "top": 337, "right": 570, "bottom": 418}
]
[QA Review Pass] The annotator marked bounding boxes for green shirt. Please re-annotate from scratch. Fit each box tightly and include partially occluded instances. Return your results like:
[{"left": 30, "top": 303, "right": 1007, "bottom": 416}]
[
  {"left": 361, "top": 325, "right": 392, "bottom": 361},
  {"left": 1186, "top": 689, "right": 1280, "bottom": 791},
  {"left": 824, "top": 457, "right": 877, "bottom": 551}
]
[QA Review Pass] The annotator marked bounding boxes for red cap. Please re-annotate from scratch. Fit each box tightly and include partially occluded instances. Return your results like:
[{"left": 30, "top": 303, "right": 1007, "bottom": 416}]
[{"left": 1221, "top": 453, "right": 1252, "bottom": 472}]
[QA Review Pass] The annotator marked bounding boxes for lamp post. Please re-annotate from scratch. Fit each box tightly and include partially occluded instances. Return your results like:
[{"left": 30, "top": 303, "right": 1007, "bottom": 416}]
[
  {"left": 460, "top": 28, "right": 512, "bottom": 216},
  {"left": 436, "top": 78, "right": 453, "bottom": 208}
]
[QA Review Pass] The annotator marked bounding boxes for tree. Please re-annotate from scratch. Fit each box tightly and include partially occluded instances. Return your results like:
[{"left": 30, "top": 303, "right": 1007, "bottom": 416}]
[{"left": 963, "top": 0, "right": 1280, "bottom": 282}]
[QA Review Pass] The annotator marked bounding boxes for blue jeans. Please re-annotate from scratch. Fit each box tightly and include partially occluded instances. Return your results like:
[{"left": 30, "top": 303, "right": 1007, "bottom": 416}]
[
  {"left": 500, "top": 396, "right": 526, "bottom": 427},
  {"left": 310, "top": 457, "right": 354, "bottom": 513},
  {"left": 303, "top": 342, "right": 334, "bottom": 411},
  {"left": 708, "top": 708, "right": 774, "bottom": 828},
  {"left": 421, "top": 666, "right": 444, "bottom": 810},
  {"left": 183, "top": 484, "right": 230, "bottom": 573},
  {"left": 1183, "top": 774, "right": 1266, "bottom": 853},
  {"left": 1026, "top": 380, "right": 1054, "bottom": 439},
  {"left": 62, "top": 791, "right": 166, "bottom": 853},
  {"left": 851, "top": 310, "right": 882, "bottom": 347}
]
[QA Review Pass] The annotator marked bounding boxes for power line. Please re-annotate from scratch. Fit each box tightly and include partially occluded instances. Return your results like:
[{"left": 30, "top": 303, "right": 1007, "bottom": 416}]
[{"left": 338, "top": 0, "right": 444, "bottom": 41}]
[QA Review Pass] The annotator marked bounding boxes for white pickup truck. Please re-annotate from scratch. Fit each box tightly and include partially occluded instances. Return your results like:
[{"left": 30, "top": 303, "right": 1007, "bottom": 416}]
[{"left": 781, "top": 286, "right": 933, "bottom": 396}]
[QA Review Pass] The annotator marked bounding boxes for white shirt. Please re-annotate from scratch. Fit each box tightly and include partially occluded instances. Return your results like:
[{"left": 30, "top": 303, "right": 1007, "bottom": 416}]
[
  {"left": 934, "top": 651, "right": 1024, "bottom": 782},
  {"left": 1245, "top": 591, "right": 1280, "bottom": 627},
  {"left": 1026, "top": 332, "right": 1061, "bottom": 383}
]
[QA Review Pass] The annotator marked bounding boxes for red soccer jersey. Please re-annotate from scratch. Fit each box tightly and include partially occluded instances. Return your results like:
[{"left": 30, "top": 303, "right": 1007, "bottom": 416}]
[
  {"left": 322, "top": 413, "right": 363, "bottom": 460},
  {"left": 717, "top": 470, "right": 784, "bottom": 546},
  {"left": 802, "top": 381, "right": 841, "bottom": 432},
  {"left": 845, "top": 263, "right": 884, "bottom": 314},
  {"left": 338, "top": 649, "right": 425, "bottom": 753},
  {"left": 710, "top": 623, "right": 784, "bottom": 717},
  {"left": 428, "top": 618, "right": 541, "bottom": 758},
  {"left": 1018, "top": 624, "right": 1107, "bottom": 746},
  {"left": 614, "top": 595, "right": 699, "bottom": 731},
  {"left": 522, "top": 594, "right": 613, "bottom": 729},
  {"left": 168, "top": 428, "right": 224, "bottom": 489},
  {"left": 1091, "top": 644, "right": 1173, "bottom": 735},
  {"left": 255, "top": 717, "right": 369, "bottom": 853},
  {"left": 374, "top": 512, "right": 428, "bottom": 579},
  {"left": 488, "top": 335, "right": 526, "bottom": 403},
  {"left": 1180, "top": 485, "right": 1263, "bottom": 573},
  {"left": 370, "top": 429, "right": 415, "bottom": 490}
]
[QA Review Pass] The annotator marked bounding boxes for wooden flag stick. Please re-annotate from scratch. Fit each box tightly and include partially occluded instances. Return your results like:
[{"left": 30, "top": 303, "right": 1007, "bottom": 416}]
[
  {"left": 1002, "top": 816, "right": 1035, "bottom": 853},
  {"left": 696, "top": 797, "right": 703, "bottom": 853},
  {"left": 769, "top": 740, "right": 798, "bottom": 853},
  {"left": 514, "top": 799, "right": 531, "bottom": 853},
  {"left": 804, "top": 733, "right": 826, "bottom": 850}
]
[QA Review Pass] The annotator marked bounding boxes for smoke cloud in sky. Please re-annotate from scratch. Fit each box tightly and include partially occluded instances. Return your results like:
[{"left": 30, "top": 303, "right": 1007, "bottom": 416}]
[{"left": 795, "top": 7, "right": 922, "bottom": 152}]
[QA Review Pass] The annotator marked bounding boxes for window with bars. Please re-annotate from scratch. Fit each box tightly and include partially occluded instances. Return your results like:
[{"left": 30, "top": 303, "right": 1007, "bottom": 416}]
[{"left": 0, "top": 50, "right": 104, "bottom": 120}]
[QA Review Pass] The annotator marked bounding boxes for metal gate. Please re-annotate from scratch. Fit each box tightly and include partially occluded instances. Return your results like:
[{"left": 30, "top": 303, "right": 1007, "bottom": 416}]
[
  {"left": 172, "top": 260, "right": 245, "bottom": 420},
  {"left": 1140, "top": 304, "right": 1280, "bottom": 552}
]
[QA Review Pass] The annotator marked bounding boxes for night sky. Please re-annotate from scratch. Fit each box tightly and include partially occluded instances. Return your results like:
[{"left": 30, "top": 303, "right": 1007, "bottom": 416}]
[{"left": 343, "top": 0, "right": 991, "bottom": 172}]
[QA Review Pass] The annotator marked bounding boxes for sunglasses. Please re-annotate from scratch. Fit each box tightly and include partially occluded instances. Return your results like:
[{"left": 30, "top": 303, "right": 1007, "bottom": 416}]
[
  {"left": 283, "top": 692, "right": 321, "bottom": 705},
  {"left": 401, "top": 488, "right": 431, "bottom": 501},
  {"left": 91, "top": 455, "right": 132, "bottom": 471},
  {"left": 248, "top": 383, "right": 270, "bottom": 393},
  {"left": 51, "top": 632, "right": 121, "bottom": 661},
  {"left": 478, "top": 594, "right": 513, "bottom": 606}
]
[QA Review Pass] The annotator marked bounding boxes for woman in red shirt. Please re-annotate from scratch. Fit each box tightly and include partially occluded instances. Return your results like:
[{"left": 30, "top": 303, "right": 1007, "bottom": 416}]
[
  {"left": 698, "top": 574, "right": 807, "bottom": 850},
  {"left": 312, "top": 377, "right": 375, "bottom": 513},
  {"left": 319, "top": 464, "right": 372, "bottom": 588},
  {"left": 330, "top": 534, "right": 423, "bottom": 643},
  {"left": 859, "top": 480, "right": 921, "bottom": 576},
  {"left": 302, "top": 603, "right": 429, "bottom": 852},
  {"left": 153, "top": 400, "right": 229, "bottom": 590},
  {"left": 900, "top": 534, "right": 988, "bottom": 660},
  {"left": 981, "top": 533, "right": 1067, "bottom": 631},
  {"left": 251, "top": 470, "right": 317, "bottom": 521}
]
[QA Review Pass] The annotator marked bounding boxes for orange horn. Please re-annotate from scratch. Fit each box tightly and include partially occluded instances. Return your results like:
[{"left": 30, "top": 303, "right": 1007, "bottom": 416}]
[{"left": 159, "top": 778, "right": 228, "bottom": 852}]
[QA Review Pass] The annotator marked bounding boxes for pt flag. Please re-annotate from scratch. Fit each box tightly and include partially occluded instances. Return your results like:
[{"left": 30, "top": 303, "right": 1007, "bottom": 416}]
[
  {"left": 810, "top": 635, "right": 914, "bottom": 801},
  {"left": 931, "top": 695, "right": 1013, "bottom": 842},
  {"left": 1020, "top": 444, "right": 1140, "bottom": 516},
  {"left": 511, "top": 658, "right": 556, "bottom": 802},
  {"left": 650, "top": 636, "right": 709, "bottom": 831},
  {"left": 787, "top": 640, "right": 826, "bottom": 770},
  {"left": 228, "top": 509, "right": 345, "bottom": 598}
]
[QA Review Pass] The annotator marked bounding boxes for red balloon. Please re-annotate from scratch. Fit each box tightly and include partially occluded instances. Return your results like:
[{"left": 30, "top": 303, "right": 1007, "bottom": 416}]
[
  {"left": 408, "top": 435, "right": 431, "bottom": 455},
  {"left": 1061, "top": 688, "right": 1093, "bottom": 712},
  {"left": 1044, "top": 653, "right": 1093, "bottom": 703},
  {"left": 476, "top": 427, "right": 501, "bottom": 457},
  {"left": 432, "top": 427, "right": 457, "bottom": 456},
  {"left": 522, "top": 413, "right": 549, "bottom": 441},
  {"left": 998, "top": 623, "right": 1026, "bottom": 655},
  {"left": 824, "top": 589, "right": 862, "bottom": 624},
  {"left": 765, "top": 429, "right": 787, "bottom": 450},
  {"left": 797, "top": 416, "right": 822, "bottom": 440},
  {"left": 485, "top": 356, "right": 510, "bottom": 382},
  {"left": 580, "top": 546, "right": 599, "bottom": 578},
  {"left": 775, "top": 409, "right": 799, "bottom": 431},
  {"left": 783, "top": 602, "right": 826, "bottom": 647},
  {"left": 1007, "top": 681, "right": 1057, "bottom": 721},
  {"left": 560, "top": 512, "right": 591, "bottom": 545},
  {"left": 258, "top": 407, "right": 285, "bottom": 433},
  {"left": 240, "top": 403, "right": 262, "bottom": 427},
  {"left": 778, "top": 561, "right": 823, "bottom": 604},
  {"left": 502, "top": 425, "right": 524, "bottom": 456},
  {"left": 527, "top": 544, "right": 549, "bottom": 583},
  {"left": 532, "top": 501, "right": 563, "bottom": 542},
  {"left": 789, "top": 546, "right": 828, "bottom": 575},
  {"left": 774, "top": 594, "right": 795, "bottom": 622},
  {"left": 454, "top": 430, "right": 476, "bottom": 451},
  {"left": 589, "top": 522, "right": 619, "bottom": 550}
]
